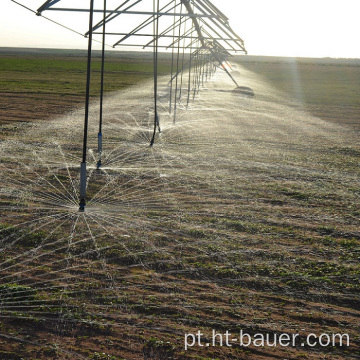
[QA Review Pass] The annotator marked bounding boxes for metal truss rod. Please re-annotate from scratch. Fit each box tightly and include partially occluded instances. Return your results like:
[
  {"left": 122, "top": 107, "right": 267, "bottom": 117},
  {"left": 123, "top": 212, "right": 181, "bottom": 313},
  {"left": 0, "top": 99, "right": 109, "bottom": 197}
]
[
  {"left": 186, "top": 37, "right": 198, "bottom": 49},
  {"left": 199, "top": 52, "right": 205, "bottom": 87},
  {"left": 112, "top": 0, "right": 175, "bottom": 46},
  {"left": 46, "top": 8, "right": 220, "bottom": 19},
  {"left": 89, "top": 0, "right": 133, "bottom": 34},
  {"left": 181, "top": 0, "right": 205, "bottom": 47},
  {"left": 191, "top": 1, "right": 243, "bottom": 50},
  {"left": 144, "top": 15, "right": 191, "bottom": 49},
  {"left": 169, "top": 50, "right": 194, "bottom": 83},
  {"left": 201, "top": 0, "right": 228, "bottom": 22},
  {"left": 181, "top": 0, "right": 243, "bottom": 88},
  {"left": 178, "top": 11, "right": 188, "bottom": 102},
  {"left": 173, "top": 1, "right": 183, "bottom": 123},
  {"left": 144, "top": 18, "right": 188, "bottom": 49},
  {"left": 113, "top": 44, "right": 238, "bottom": 51},
  {"left": 169, "top": 0, "right": 177, "bottom": 114},
  {"left": 165, "top": 23, "right": 195, "bottom": 49},
  {"left": 157, "top": 12, "right": 185, "bottom": 35},
  {"left": 208, "top": 47, "right": 239, "bottom": 87},
  {"left": 186, "top": 0, "right": 195, "bottom": 105},
  {"left": 202, "top": 0, "right": 246, "bottom": 46},
  {"left": 37, "top": 0, "right": 61, "bottom": 14},
  {"left": 195, "top": 0, "right": 229, "bottom": 25},
  {"left": 186, "top": 46, "right": 193, "bottom": 107},
  {"left": 150, "top": 0, "right": 161, "bottom": 146},
  {"left": 191, "top": 0, "right": 245, "bottom": 49},
  {"left": 216, "top": 19, "right": 246, "bottom": 49},
  {"left": 11, "top": 0, "right": 86, "bottom": 38},
  {"left": 11, "top": 0, "right": 37, "bottom": 14},
  {"left": 92, "top": 32, "right": 238, "bottom": 43},
  {"left": 193, "top": 40, "right": 201, "bottom": 98},
  {"left": 97, "top": 0, "right": 107, "bottom": 169},
  {"left": 199, "top": 18, "right": 237, "bottom": 51}
]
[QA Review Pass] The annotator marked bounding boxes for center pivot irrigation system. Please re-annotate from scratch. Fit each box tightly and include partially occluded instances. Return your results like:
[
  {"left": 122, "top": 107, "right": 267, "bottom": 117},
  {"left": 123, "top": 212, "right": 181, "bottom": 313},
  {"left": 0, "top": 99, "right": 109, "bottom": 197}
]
[{"left": 15, "top": 0, "right": 247, "bottom": 211}]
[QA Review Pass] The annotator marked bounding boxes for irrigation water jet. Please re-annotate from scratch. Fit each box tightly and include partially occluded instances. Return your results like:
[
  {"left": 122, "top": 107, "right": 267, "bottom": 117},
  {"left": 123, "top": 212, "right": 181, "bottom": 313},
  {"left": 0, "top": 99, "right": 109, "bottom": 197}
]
[
  {"left": 26, "top": 0, "right": 248, "bottom": 211},
  {"left": 1, "top": 62, "right": 359, "bottom": 358}
]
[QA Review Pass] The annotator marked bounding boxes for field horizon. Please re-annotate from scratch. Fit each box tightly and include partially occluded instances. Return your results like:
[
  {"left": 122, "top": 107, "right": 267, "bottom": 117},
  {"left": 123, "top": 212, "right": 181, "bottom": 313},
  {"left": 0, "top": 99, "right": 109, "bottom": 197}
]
[
  {"left": 1, "top": 46, "right": 359, "bottom": 129},
  {"left": 2, "top": 46, "right": 360, "bottom": 60}
]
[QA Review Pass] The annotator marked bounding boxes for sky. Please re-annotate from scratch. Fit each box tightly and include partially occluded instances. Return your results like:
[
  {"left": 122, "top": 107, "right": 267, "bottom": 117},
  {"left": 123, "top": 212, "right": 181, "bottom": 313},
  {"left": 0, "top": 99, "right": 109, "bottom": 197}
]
[{"left": 1, "top": 0, "right": 359, "bottom": 58}]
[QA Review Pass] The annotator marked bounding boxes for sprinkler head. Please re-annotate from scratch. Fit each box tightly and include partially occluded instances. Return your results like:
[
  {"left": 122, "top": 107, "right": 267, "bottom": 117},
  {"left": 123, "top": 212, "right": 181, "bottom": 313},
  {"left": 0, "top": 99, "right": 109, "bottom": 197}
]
[
  {"left": 232, "top": 86, "right": 255, "bottom": 98},
  {"left": 79, "top": 198, "right": 86, "bottom": 212}
]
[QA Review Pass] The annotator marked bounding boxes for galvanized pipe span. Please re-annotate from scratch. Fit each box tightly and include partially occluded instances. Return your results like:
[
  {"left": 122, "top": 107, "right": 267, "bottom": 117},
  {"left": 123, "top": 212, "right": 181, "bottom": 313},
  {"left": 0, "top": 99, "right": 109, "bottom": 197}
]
[{"left": 23, "top": 0, "right": 248, "bottom": 211}]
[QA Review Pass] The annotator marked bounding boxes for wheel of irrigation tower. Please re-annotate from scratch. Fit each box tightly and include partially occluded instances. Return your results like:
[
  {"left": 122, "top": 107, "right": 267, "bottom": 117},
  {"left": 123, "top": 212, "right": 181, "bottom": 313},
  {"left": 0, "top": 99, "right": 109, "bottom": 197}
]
[{"left": 232, "top": 86, "right": 255, "bottom": 98}]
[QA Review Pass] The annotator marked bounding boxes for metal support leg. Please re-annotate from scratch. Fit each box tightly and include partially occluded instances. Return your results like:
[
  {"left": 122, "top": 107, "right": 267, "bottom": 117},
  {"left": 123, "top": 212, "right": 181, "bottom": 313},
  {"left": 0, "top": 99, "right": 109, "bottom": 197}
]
[
  {"left": 79, "top": 162, "right": 87, "bottom": 211},
  {"left": 97, "top": 132, "right": 103, "bottom": 169},
  {"left": 97, "top": 0, "right": 107, "bottom": 169},
  {"left": 150, "top": 0, "right": 160, "bottom": 146},
  {"left": 79, "top": 0, "right": 94, "bottom": 212}
]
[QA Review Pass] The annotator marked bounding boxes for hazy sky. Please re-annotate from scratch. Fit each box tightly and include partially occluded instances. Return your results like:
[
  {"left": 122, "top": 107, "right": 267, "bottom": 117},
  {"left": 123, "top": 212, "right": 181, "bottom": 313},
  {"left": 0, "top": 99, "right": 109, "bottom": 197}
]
[{"left": 1, "top": 0, "right": 359, "bottom": 58}]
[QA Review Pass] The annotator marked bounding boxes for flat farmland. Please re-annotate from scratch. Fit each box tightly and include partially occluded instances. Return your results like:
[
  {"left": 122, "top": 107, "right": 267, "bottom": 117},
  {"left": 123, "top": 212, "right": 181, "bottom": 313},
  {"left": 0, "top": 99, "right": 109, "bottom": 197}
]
[
  {"left": 0, "top": 48, "right": 172, "bottom": 125},
  {"left": 236, "top": 55, "right": 360, "bottom": 130},
  {"left": 1, "top": 48, "right": 360, "bottom": 360}
]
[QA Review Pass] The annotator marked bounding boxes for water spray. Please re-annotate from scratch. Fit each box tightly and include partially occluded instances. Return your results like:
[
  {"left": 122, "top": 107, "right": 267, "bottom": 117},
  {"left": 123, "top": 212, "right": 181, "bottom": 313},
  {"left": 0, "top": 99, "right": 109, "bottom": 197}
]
[{"left": 29, "top": 0, "right": 248, "bottom": 209}]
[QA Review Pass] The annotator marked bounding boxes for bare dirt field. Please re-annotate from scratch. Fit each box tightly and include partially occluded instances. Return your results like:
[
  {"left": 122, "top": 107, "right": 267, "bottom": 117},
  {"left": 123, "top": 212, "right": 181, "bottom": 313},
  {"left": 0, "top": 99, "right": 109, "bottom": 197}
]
[
  {"left": 0, "top": 49, "right": 360, "bottom": 360},
  {"left": 0, "top": 48, "right": 170, "bottom": 126}
]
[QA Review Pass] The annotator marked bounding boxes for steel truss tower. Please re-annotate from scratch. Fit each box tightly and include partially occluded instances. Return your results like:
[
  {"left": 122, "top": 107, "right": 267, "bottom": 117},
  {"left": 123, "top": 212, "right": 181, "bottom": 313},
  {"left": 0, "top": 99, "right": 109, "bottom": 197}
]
[{"left": 29, "top": 0, "right": 247, "bottom": 211}]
